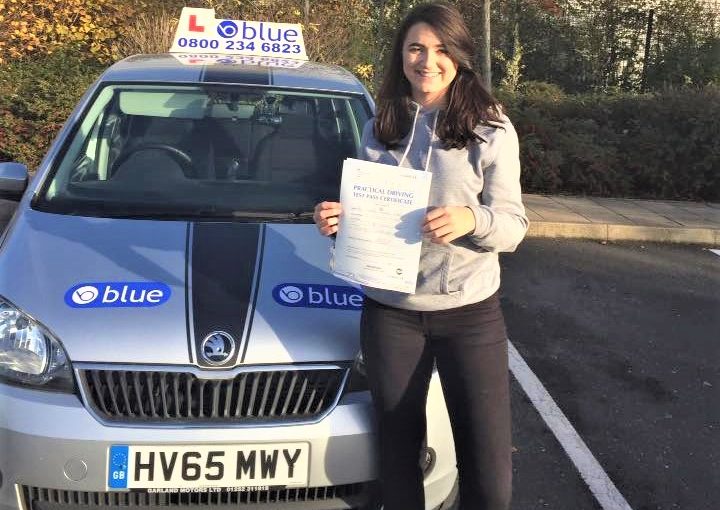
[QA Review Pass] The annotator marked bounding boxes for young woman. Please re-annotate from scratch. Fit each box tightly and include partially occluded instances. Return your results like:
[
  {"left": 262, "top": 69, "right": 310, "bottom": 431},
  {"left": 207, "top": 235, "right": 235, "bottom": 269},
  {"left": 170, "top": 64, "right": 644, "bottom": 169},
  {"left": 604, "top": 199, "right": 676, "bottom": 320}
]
[{"left": 313, "top": 3, "right": 528, "bottom": 509}]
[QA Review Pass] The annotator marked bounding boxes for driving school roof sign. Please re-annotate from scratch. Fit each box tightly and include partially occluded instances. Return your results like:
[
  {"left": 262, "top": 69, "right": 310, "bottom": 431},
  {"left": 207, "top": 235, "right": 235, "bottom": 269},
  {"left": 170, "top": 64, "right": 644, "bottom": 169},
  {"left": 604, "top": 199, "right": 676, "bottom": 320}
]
[{"left": 170, "top": 7, "right": 308, "bottom": 60}]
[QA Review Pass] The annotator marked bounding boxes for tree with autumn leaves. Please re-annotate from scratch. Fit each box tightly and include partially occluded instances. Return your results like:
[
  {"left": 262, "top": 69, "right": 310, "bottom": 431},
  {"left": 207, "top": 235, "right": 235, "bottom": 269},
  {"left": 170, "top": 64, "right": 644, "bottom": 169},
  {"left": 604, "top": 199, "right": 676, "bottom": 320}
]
[{"left": 0, "top": 0, "right": 140, "bottom": 65}]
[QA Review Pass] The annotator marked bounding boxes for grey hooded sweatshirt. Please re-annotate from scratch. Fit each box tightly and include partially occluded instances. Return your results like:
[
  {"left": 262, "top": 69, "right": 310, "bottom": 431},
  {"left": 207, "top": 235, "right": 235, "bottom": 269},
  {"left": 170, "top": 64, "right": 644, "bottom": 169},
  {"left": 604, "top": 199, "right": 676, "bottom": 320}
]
[{"left": 358, "top": 104, "right": 528, "bottom": 311}]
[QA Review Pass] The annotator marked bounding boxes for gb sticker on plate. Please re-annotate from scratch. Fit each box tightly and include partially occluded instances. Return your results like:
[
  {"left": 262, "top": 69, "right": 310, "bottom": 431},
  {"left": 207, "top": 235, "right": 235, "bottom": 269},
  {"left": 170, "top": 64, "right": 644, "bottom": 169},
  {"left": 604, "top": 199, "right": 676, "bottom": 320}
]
[{"left": 108, "top": 445, "right": 130, "bottom": 489}]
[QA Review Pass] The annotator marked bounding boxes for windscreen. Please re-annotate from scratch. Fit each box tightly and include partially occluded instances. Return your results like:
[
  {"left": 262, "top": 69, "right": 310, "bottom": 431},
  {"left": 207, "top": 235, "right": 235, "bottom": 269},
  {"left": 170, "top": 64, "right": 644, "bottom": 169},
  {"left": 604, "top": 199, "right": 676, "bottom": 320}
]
[{"left": 36, "top": 84, "right": 371, "bottom": 219}]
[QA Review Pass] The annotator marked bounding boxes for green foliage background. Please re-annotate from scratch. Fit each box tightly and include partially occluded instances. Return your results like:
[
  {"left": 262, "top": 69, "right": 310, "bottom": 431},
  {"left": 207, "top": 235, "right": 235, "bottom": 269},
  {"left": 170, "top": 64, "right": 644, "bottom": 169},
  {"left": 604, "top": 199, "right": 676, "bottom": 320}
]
[
  {"left": 0, "top": 49, "right": 105, "bottom": 169},
  {"left": 501, "top": 82, "right": 720, "bottom": 201},
  {"left": 1, "top": 0, "right": 719, "bottom": 200}
]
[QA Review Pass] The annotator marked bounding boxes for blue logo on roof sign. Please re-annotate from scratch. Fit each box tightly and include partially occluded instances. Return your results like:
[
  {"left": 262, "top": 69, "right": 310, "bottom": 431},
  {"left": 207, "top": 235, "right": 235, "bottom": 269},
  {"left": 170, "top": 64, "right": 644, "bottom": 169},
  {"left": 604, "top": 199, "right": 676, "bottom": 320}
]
[
  {"left": 217, "top": 20, "right": 238, "bottom": 38},
  {"left": 65, "top": 282, "right": 171, "bottom": 308},
  {"left": 273, "top": 283, "right": 363, "bottom": 311}
]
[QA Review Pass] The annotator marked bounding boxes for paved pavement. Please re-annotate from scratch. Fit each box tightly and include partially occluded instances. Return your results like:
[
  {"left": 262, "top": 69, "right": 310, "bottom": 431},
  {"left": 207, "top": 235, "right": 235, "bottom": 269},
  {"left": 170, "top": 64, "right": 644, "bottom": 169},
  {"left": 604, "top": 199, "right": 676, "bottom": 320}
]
[
  {"left": 523, "top": 194, "right": 720, "bottom": 246},
  {"left": 1, "top": 196, "right": 719, "bottom": 246}
]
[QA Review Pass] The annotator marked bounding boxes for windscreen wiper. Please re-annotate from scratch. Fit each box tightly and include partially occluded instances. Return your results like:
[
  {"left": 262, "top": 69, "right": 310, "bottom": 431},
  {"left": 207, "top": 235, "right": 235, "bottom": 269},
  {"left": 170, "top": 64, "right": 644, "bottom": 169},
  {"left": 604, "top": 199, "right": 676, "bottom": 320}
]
[
  {"left": 37, "top": 205, "right": 316, "bottom": 222},
  {"left": 229, "top": 210, "right": 315, "bottom": 221}
]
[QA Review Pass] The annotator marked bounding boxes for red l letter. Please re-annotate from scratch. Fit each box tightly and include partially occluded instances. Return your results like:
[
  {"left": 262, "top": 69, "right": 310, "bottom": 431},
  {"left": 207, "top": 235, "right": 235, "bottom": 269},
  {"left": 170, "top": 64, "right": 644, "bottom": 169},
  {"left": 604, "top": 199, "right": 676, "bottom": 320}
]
[{"left": 188, "top": 15, "right": 205, "bottom": 32}]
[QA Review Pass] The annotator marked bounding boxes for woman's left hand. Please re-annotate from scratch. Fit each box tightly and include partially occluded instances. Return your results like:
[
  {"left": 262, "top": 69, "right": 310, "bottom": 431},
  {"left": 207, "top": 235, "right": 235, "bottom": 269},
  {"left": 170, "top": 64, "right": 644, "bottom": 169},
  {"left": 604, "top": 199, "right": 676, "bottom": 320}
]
[{"left": 423, "top": 206, "right": 476, "bottom": 244}]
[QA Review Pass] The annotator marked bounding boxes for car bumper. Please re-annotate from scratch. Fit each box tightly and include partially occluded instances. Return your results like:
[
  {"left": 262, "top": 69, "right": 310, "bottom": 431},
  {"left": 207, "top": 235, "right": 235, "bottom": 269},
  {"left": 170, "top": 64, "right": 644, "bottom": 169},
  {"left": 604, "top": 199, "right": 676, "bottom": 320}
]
[{"left": 0, "top": 377, "right": 456, "bottom": 510}]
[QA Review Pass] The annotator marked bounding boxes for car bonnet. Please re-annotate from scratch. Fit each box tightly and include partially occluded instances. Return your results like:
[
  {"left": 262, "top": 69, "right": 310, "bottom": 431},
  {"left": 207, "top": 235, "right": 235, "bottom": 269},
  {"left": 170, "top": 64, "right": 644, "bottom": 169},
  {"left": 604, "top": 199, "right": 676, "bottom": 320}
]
[{"left": 0, "top": 209, "right": 361, "bottom": 367}]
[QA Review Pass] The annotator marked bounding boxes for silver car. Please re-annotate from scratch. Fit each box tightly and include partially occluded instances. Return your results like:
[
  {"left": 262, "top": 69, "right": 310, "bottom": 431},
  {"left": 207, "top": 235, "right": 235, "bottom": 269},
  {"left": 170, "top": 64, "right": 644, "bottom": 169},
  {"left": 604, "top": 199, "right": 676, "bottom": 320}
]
[{"left": 0, "top": 54, "right": 458, "bottom": 510}]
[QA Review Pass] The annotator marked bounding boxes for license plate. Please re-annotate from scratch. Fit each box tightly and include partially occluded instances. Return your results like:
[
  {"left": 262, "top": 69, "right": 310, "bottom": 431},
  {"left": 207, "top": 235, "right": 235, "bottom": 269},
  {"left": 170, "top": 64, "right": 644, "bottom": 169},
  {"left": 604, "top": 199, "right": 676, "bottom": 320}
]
[{"left": 108, "top": 443, "right": 309, "bottom": 490}]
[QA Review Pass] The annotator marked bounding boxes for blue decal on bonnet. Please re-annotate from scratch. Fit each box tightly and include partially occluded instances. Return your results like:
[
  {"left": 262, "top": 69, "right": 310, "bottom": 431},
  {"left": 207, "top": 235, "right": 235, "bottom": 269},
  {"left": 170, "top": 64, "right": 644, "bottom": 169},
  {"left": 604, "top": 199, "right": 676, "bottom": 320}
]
[
  {"left": 65, "top": 282, "right": 171, "bottom": 308},
  {"left": 273, "top": 283, "right": 363, "bottom": 311}
]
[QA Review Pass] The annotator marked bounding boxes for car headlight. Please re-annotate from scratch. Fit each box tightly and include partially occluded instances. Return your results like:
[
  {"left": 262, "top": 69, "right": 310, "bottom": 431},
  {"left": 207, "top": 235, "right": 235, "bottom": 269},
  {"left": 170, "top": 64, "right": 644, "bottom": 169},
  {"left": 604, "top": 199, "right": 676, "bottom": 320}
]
[
  {"left": 0, "top": 297, "right": 73, "bottom": 391},
  {"left": 344, "top": 350, "right": 368, "bottom": 393}
]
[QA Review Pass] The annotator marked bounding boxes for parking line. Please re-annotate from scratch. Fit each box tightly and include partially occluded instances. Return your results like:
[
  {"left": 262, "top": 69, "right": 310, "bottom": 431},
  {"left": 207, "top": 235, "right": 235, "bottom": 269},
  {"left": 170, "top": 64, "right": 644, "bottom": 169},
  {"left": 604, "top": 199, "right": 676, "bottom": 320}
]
[
  {"left": 508, "top": 340, "right": 634, "bottom": 510},
  {"left": 709, "top": 249, "right": 720, "bottom": 257}
]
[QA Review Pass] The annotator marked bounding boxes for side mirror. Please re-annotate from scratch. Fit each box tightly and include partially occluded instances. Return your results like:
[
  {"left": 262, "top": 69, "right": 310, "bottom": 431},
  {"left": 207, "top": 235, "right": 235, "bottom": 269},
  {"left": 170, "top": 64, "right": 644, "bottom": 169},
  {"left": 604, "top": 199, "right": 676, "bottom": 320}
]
[{"left": 0, "top": 162, "right": 29, "bottom": 200}]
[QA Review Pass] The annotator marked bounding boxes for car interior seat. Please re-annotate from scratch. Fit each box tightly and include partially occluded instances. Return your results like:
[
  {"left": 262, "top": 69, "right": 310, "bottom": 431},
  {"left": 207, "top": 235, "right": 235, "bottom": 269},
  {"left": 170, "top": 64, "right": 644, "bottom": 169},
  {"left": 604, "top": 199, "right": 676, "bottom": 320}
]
[{"left": 251, "top": 97, "right": 321, "bottom": 184}]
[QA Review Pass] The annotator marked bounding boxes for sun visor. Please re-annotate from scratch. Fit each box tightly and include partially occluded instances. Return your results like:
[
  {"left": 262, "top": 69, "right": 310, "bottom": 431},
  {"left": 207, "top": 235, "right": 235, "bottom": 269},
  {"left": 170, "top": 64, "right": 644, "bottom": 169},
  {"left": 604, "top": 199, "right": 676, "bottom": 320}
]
[{"left": 118, "top": 91, "right": 209, "bottom": 118}]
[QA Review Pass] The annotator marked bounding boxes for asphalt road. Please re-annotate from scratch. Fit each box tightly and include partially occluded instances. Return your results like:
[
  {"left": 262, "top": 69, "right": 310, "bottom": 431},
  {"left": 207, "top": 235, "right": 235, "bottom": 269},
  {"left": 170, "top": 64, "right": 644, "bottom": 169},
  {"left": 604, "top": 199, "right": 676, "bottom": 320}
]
[{"left": 500, "top": 239, "right": 719, "bottom": 510}]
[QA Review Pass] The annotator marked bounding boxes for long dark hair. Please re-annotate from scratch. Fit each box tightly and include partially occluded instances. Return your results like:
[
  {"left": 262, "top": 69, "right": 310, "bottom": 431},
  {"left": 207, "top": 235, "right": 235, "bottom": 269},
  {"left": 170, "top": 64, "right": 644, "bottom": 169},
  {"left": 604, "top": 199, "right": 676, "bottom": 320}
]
[{"left": 375, "top": 2, "right": 502, "bottom": 150}]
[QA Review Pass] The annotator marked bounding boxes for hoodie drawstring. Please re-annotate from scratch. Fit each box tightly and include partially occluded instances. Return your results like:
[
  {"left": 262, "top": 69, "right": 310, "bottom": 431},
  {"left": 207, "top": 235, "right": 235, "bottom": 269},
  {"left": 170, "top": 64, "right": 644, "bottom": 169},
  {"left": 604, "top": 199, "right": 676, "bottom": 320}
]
[
  {"left": 425, "top": 111, "right": 438, "bottom": 173},
  {"left": 397, "top": 104, "right": 438, "bottom": 173}
]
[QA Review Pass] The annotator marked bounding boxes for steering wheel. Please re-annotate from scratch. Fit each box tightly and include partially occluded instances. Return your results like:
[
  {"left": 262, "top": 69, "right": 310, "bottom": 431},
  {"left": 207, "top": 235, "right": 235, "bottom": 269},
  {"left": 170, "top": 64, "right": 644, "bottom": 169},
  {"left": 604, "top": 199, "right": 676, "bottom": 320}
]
[{"left": 111, "top": 143, "right": 193, "bottom": 177}]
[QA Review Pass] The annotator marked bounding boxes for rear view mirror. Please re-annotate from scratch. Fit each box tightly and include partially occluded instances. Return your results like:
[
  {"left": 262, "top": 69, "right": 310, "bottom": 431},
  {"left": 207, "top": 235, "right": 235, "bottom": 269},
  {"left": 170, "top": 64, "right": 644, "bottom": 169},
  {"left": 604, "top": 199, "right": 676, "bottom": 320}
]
[{"left": 0, "top": 162, "right": 28, "bottom": 200}]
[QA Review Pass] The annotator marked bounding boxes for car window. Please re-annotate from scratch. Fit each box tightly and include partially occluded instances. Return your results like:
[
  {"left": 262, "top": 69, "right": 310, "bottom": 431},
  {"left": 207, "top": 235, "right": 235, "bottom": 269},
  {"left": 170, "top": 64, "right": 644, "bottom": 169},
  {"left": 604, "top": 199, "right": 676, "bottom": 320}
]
[{"left": 37, "top": 84, "right": 371, "bottom": 219}]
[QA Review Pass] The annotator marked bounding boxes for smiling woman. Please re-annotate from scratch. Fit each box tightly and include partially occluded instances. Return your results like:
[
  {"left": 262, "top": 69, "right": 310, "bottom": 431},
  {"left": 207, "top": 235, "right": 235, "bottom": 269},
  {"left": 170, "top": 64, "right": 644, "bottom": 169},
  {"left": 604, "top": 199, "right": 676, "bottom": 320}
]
[
  {"left": 401, "top": 22, "right": 458, "bottom": 108},
  {"left": 312, "top": 2, "right": 528, "bottom": 509}
]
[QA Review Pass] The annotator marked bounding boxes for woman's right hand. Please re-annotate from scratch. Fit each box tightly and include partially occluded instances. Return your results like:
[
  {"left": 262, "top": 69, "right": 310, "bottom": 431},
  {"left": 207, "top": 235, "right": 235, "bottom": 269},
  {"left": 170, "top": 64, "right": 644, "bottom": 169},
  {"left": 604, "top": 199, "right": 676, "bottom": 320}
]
[{"left": 313, "top": 201, "right": 342, "bottom": 236}]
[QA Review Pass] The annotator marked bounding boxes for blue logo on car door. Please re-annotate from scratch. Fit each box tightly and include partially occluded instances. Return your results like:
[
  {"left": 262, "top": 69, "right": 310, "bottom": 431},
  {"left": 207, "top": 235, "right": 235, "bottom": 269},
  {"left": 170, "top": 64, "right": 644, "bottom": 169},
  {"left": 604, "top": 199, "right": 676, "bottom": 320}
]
[
  {"left": 65, "top": 282, "right": 171, "bottom": 308},
  {"left": 272, "top": 283, "right": 363, "bottom": 310}
]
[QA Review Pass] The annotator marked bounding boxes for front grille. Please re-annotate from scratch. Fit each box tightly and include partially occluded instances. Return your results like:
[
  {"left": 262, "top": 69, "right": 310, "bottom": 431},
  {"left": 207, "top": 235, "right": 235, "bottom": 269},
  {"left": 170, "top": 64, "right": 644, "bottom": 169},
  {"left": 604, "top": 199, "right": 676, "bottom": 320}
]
[
  {"left": 78, "top": 368, "right": 347, "bottom": 424},
  {"left": 21, "top": 484, "right": 374, "bottom": 509}
]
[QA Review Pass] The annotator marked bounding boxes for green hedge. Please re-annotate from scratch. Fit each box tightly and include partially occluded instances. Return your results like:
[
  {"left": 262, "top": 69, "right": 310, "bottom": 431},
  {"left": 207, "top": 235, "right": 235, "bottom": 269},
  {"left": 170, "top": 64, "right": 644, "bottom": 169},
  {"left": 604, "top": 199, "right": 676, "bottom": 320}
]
[
  {"left": 0, "top": 49, "right": 105, "bottom": 171},
  {"left": 501, "top": 82, "right": 720, "bottom": 201}
]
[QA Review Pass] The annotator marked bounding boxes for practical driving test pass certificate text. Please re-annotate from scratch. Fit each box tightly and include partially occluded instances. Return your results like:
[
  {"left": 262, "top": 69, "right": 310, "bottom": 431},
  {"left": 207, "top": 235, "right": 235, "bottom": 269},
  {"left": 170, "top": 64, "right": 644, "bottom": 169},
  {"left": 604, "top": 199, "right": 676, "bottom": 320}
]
[{"left": 332, "top": 158, "right": 432, "bottom": 294}]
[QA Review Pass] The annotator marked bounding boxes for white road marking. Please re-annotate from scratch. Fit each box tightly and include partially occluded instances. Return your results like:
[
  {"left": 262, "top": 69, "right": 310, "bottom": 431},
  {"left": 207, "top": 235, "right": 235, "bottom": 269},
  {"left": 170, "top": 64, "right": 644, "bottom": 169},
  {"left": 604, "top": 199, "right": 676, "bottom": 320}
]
[
  {"left": 709, "top": 249, "right": 720, "bottom": 257},
  {"left": 508, "top": 340, "right": 634, "bottom": 510}
]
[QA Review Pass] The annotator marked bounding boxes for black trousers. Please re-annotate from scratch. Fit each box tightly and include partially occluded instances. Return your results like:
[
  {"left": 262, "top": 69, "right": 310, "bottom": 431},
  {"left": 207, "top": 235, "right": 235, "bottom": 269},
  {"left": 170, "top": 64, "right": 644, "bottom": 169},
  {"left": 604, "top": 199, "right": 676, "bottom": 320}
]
[{"left": 360, "top": 292, "right": 512, "bottom": 510}]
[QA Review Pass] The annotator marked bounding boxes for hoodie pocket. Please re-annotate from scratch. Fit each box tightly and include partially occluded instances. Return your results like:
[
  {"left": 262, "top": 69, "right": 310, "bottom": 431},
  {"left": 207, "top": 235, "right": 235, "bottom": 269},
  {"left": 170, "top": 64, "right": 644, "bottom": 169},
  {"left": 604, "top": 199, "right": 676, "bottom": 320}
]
[
  {"left": 441, "top": 251, "right": 463, "bottom": 295},
  {"left": 416, "top": 245, "right": 452, "bottom": 295}
]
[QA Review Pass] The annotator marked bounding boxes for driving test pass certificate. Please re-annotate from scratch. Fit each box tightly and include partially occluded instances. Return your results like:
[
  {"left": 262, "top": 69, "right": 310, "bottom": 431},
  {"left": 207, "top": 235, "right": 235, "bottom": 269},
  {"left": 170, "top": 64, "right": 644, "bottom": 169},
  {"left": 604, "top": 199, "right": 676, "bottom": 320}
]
[{"left": 332, "top": 158, "right": 432, "bottom": 294}]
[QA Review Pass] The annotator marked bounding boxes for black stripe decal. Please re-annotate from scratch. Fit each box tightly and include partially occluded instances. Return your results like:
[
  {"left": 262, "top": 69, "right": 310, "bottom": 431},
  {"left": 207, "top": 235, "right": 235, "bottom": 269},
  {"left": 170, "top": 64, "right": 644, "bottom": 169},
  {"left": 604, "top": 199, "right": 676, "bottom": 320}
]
[
  {"left": 202, "top": 65, "right": 270, "bottom": 85},
  {"left": 191, "top": 223, "right": 261, "bottom": 368},
  {"left": 185, "top": 222, "right": 195, "bottom": 364},
  {"left": 239, "top": 224, "right": 266, "bottom": 363}
]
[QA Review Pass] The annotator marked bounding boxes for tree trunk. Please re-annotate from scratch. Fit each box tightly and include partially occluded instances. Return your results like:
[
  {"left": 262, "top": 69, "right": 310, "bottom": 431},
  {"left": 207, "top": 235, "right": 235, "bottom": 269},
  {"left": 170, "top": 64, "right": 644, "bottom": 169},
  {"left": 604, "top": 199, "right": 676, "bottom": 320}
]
[
  {"left": 641, "top": 9, "right": 654, "bottom": 91},
  {"left": 373, "top": 0, "right": 387, "bottom": 90},
  {"left": 481, "top": 0, "right": 492, "bottom": 90},
  {"left": 604, "top": 0, "right": 618, "bottom": 88}
]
